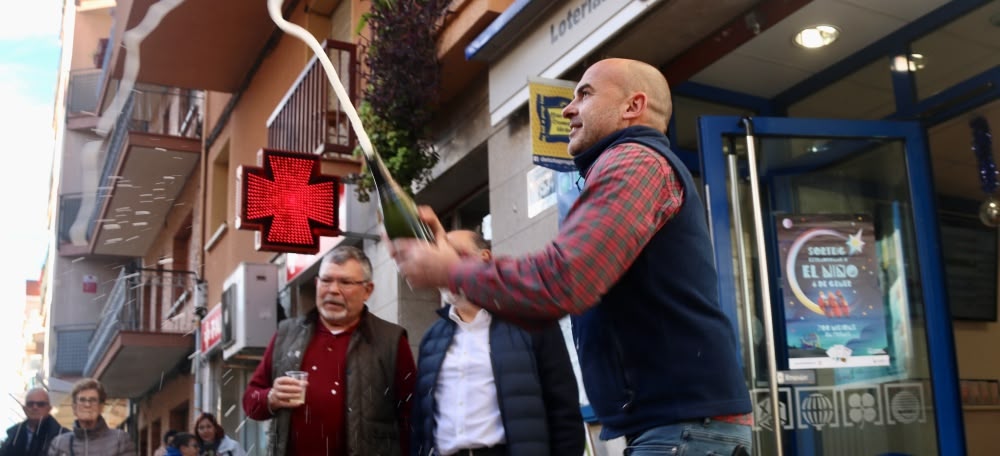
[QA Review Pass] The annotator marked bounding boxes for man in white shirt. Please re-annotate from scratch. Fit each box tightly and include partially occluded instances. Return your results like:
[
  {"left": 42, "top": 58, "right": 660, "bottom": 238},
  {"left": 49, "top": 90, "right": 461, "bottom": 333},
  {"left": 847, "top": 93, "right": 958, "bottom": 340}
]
[{"left": 411, "top": 230, "right": 585, "bottom": 456}]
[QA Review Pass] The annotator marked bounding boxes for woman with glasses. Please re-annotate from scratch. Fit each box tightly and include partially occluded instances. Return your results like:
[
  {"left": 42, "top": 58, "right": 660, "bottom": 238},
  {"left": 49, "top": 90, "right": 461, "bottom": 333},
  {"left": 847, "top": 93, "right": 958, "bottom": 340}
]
[
  {"left": 193, "top": 414, "right": 245, "bottom": 456},
  {"left": 46, "top": 378, "right": 135, "bottom": 455},
  {"left": 166, "top": 433, "right": 199, "bottom": 456}
]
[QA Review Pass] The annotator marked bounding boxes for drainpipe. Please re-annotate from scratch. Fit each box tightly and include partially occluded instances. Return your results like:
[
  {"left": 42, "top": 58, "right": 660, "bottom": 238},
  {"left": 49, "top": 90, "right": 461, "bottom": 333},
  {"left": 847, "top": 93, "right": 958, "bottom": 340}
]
[{"left": 193, "top": 280, "right": 208, "bottom": 416}]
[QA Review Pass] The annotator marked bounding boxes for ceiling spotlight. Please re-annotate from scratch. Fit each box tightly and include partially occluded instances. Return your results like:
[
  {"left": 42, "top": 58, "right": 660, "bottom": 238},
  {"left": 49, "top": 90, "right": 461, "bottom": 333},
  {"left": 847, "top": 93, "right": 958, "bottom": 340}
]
[{"left": 794, "top": 25, "right": 839, "bottom": 49}]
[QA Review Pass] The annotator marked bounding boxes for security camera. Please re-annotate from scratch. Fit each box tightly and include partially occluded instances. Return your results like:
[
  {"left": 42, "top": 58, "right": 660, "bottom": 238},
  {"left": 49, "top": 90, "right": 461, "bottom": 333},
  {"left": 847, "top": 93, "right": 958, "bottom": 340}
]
[{"left": 194, "top": 306, "right": 208, "bottom": 319}]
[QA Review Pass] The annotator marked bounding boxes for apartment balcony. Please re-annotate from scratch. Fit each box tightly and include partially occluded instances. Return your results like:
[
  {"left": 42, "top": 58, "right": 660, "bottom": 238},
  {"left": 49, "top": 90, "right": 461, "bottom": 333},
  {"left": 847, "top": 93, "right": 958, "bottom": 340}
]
[
  {"left": 99, "top": 0, "right": 503, "bottom": 99},
  {"left": 102, "top": 0, "right": 294, "bottom": 93},
  {"left": 266, "top": 39, "right": 362, "bottom": 176},
  {"left": 84, "top": 268, "right": 197, "bottom": 398},
  {"left": 80, "top": 87, "right": 201, "bottom": 258}
]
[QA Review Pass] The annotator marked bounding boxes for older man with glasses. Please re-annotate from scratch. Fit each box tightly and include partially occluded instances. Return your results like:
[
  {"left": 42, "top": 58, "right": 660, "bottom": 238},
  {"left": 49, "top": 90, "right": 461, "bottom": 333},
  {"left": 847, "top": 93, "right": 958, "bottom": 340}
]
[
  {"left": 46, "top": 378, "right": 135, "bottom": 456},
  {"left": 243, "top": 245, "right": 416, "bottom": 456},
  {"left": 0, "top": 388, "right": 67, "bottom": 456}
]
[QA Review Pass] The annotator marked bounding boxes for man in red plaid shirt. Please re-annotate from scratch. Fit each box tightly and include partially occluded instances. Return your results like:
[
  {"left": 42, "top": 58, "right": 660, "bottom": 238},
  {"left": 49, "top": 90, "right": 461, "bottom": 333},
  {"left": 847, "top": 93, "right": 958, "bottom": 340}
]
[{"left": 394, "top": 58, "right": 752, "bottom": 455}]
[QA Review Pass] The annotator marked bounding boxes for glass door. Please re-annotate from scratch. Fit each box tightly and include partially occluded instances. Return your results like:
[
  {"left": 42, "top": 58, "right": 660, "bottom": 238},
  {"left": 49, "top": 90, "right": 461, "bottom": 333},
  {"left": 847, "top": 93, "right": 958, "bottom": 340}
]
[{"left": 697, "top": 116, "right": 964, "bottom": 456}]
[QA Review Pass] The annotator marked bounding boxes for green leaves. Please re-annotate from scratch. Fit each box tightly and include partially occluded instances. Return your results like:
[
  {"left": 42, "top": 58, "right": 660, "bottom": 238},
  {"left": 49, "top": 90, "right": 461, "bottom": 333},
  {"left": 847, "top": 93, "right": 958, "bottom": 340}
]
[{"left": 353, "top": 0, "right": 450, "bottom": 202}]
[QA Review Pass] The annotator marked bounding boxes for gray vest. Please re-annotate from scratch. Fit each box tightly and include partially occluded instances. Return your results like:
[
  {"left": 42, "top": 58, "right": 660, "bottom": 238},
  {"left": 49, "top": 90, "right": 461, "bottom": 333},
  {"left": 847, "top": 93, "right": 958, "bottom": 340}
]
[{"left": 267, "top": 308, "right": 405, "bottom": 456}]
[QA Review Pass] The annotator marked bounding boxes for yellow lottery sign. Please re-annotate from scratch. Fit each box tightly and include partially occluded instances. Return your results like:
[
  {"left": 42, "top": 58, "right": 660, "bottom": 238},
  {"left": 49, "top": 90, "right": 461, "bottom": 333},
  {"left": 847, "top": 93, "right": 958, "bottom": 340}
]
[{"left": 529, "top": 77, "right": 576, "bottom": 171}]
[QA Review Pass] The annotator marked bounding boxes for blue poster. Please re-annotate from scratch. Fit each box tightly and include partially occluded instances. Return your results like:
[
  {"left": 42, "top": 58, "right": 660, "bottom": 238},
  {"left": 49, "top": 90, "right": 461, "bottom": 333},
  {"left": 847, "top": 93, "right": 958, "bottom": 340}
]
[{"left": 776, "top": 214, "right": 889, "bottom": 370}]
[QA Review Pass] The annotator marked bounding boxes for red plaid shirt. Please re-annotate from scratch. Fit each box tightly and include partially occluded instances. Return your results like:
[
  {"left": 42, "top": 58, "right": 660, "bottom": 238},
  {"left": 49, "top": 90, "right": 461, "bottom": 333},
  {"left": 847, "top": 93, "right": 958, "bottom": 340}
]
[
  {"left": 449, "top": 142, "right": 682, "bottom": 322},
  {"left": 449, "top": 141, "right": 753, "bottom": 426}
]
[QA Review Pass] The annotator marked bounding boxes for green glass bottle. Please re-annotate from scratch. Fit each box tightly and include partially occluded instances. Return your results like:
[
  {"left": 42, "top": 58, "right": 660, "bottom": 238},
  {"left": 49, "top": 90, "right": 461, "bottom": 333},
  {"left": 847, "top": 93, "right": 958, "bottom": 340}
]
[{"left": 366, "top": 152, "right": 435, "bottom": 242}]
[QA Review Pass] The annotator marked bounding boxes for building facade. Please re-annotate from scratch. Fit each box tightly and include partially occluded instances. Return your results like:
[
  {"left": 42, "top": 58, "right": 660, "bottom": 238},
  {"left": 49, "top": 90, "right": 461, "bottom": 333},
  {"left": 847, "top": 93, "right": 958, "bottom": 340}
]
[{"left": 41, "top": 0, "right": 999, "bottom": 455}]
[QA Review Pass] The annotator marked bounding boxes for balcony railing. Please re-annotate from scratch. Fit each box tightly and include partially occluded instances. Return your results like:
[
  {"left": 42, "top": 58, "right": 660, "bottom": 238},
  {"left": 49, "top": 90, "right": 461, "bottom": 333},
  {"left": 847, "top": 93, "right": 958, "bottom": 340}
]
[
  {"left": 85, "top": 87, "right": 203, "bottom": 242},
  {"left": 67, "top": 70, "right": 102, "bottom": 115},
  {"left": 267, "top": 39, "right": 358, "bottom": 156},
  {"left": 84, "top": 268, "right": 199, "bottom": 377}
]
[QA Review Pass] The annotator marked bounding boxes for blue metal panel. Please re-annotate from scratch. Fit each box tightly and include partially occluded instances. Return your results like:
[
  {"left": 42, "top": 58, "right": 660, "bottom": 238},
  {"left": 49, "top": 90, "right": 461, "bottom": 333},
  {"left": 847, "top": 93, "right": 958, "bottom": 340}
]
[
  {"left": 899, "top": 65, "right": 1000, "bottom": 125},
  {"left": 699, "top": 115, "right": 966, "bottom": 456},
  {"left": 901, "top": 124, "right": 967, "bottom": 456},
  {"left": 889, "top": 46, "right": 918, "bottom": 114},
  {"left": 697, "top": 116, "right": 743, "bottom": 351},
  {"left": 675, "top": 81, "right": 775, "bottom": 114}
]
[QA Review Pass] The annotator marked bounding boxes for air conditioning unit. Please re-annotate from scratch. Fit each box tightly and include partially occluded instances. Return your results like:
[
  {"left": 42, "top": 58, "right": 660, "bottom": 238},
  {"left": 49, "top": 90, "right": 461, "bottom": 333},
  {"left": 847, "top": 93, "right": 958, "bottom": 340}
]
[
  {"left": 342, "top": 182, "right": 378, "bottom": 234},
  {"left": 222, "top": 263, "right": 278, "bottom": 360}
]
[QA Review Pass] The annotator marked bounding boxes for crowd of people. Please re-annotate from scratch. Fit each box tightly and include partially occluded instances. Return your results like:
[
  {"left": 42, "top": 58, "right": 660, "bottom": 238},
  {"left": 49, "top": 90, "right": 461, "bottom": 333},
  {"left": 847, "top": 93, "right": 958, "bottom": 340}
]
[
  {"left": 2, "top": 58, "right": 752, "bottom": 456},
  {"left": 2, "top": 381, "right": 247, "bottom": 456}
]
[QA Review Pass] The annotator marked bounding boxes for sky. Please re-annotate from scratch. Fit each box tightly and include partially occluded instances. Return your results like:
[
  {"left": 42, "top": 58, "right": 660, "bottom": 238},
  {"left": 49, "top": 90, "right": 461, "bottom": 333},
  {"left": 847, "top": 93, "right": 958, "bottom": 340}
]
[{"left": 0, "top": 0, "right": 62, "bottom": 426}]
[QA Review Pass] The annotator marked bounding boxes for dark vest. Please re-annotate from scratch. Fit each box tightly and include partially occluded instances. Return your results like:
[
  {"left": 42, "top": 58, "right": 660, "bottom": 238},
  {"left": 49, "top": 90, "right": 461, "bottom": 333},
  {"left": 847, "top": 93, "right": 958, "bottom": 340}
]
[
  {"left": 412, "top": 307, "right": 551, "bottom": 456},
  {"left": 571, "top": 126, "right": 751, "bottom": 439},
  {"left": 268, "top": 307, "right": 405, "bottom": 456}
]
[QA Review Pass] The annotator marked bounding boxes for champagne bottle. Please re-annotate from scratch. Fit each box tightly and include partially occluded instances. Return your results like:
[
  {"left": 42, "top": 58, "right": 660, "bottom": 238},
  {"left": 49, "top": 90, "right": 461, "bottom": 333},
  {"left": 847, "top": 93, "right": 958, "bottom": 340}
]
[{"left": 365, "top": 151, "right": 435, "bottom": 242}]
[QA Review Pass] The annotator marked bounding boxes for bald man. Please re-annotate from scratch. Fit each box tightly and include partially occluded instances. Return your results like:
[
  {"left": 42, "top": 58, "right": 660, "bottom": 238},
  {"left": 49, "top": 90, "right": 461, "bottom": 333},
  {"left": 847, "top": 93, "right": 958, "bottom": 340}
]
[
  {"left": 411, "top": 230, "right": 583, "bottom": 456},
  {"left": 0, "top": 388, "right": 67, "bottom": 456},
  {"left": 393, "top": 58, "right": 752, "bottom": 455}
]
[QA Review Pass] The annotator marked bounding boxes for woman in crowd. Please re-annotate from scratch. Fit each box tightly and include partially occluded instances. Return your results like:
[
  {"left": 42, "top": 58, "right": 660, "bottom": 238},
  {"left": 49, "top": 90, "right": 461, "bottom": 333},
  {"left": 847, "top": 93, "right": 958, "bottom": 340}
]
[
  {"left": 193, "top": 413, "right": 246, "bottom": 456},
  {"left": 46, "top": 378, "right": 135, "bottom": 456},
  {"left": 166, "top": 433, "right": 199, "bottom": 456}
]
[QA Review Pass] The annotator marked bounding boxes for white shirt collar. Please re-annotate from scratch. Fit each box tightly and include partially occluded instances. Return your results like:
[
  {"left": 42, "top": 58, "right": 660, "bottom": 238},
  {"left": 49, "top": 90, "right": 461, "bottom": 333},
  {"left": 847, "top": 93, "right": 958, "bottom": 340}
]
[{"left": 447, "top": 303, "right": 491, "bottom": 328}]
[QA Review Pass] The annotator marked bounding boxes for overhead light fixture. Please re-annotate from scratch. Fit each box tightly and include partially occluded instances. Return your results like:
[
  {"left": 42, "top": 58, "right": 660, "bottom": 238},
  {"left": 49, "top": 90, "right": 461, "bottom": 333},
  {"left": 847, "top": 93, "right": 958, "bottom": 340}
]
[
  {"left": 794, "top": 25, "right": 839, "bottom": 49},
  {"left": 891, "top": 53, "right": 926, "bottom": 73}
]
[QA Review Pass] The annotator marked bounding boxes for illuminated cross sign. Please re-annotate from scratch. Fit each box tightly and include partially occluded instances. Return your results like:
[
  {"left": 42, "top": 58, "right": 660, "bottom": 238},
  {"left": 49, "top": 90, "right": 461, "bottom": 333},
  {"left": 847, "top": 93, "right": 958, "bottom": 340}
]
[{"left": 236, "top": 149, "right": 341, "bottom": 254}]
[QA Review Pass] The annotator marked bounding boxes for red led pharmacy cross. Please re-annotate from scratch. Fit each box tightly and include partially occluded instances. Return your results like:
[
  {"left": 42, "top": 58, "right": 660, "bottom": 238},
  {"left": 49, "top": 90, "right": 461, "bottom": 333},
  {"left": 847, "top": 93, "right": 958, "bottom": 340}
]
[{"left": 236, "top": 149, "right": 341, "bottom": 254}]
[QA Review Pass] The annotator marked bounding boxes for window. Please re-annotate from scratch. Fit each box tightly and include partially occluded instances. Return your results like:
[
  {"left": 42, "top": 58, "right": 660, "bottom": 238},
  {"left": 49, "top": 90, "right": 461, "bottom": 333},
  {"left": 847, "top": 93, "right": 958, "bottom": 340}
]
[{"left": 209, "top": 143, "right": 230, "bottom": 238}]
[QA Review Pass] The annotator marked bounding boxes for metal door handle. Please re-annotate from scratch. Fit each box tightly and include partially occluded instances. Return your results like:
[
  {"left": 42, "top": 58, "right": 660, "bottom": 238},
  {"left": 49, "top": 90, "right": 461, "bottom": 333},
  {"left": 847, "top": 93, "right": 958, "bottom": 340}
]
[{"left": 740, "top": 116, "right": 784, "bottom": 455}]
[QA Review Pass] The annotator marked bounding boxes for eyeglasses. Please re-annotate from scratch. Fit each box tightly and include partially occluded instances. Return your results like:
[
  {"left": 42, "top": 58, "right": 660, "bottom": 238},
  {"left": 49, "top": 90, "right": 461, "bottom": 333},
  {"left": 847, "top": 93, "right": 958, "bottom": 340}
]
[
  {"left": 25, "top": 401, "right": 49, "bottom": 408},
  {"left": 317, "top": 276, "right": 369, "bottom": 289},
  {"left": 75, "top": 397, "right": 101, "bottom": 405}
]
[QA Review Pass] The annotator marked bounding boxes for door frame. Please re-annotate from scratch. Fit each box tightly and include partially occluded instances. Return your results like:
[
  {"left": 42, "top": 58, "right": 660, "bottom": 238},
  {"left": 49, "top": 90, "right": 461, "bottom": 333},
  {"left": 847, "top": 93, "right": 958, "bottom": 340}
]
[{"left": 697, "top": 115, "right": 965, "bottom": 455}]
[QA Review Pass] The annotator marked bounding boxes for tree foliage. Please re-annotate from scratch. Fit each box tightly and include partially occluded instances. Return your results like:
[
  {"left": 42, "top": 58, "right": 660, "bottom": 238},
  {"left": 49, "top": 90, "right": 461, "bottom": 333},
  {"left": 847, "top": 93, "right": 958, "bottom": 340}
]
[{"left": 354, "top": 0, "right": 452, "bottom": 201}]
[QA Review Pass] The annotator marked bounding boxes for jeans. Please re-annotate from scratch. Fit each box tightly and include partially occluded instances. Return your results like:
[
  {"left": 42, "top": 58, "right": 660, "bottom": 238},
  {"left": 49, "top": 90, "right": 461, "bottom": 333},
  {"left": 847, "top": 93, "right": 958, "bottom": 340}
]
[{"left": 624, "top": 418, "right": 752, "bottom": 455}]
